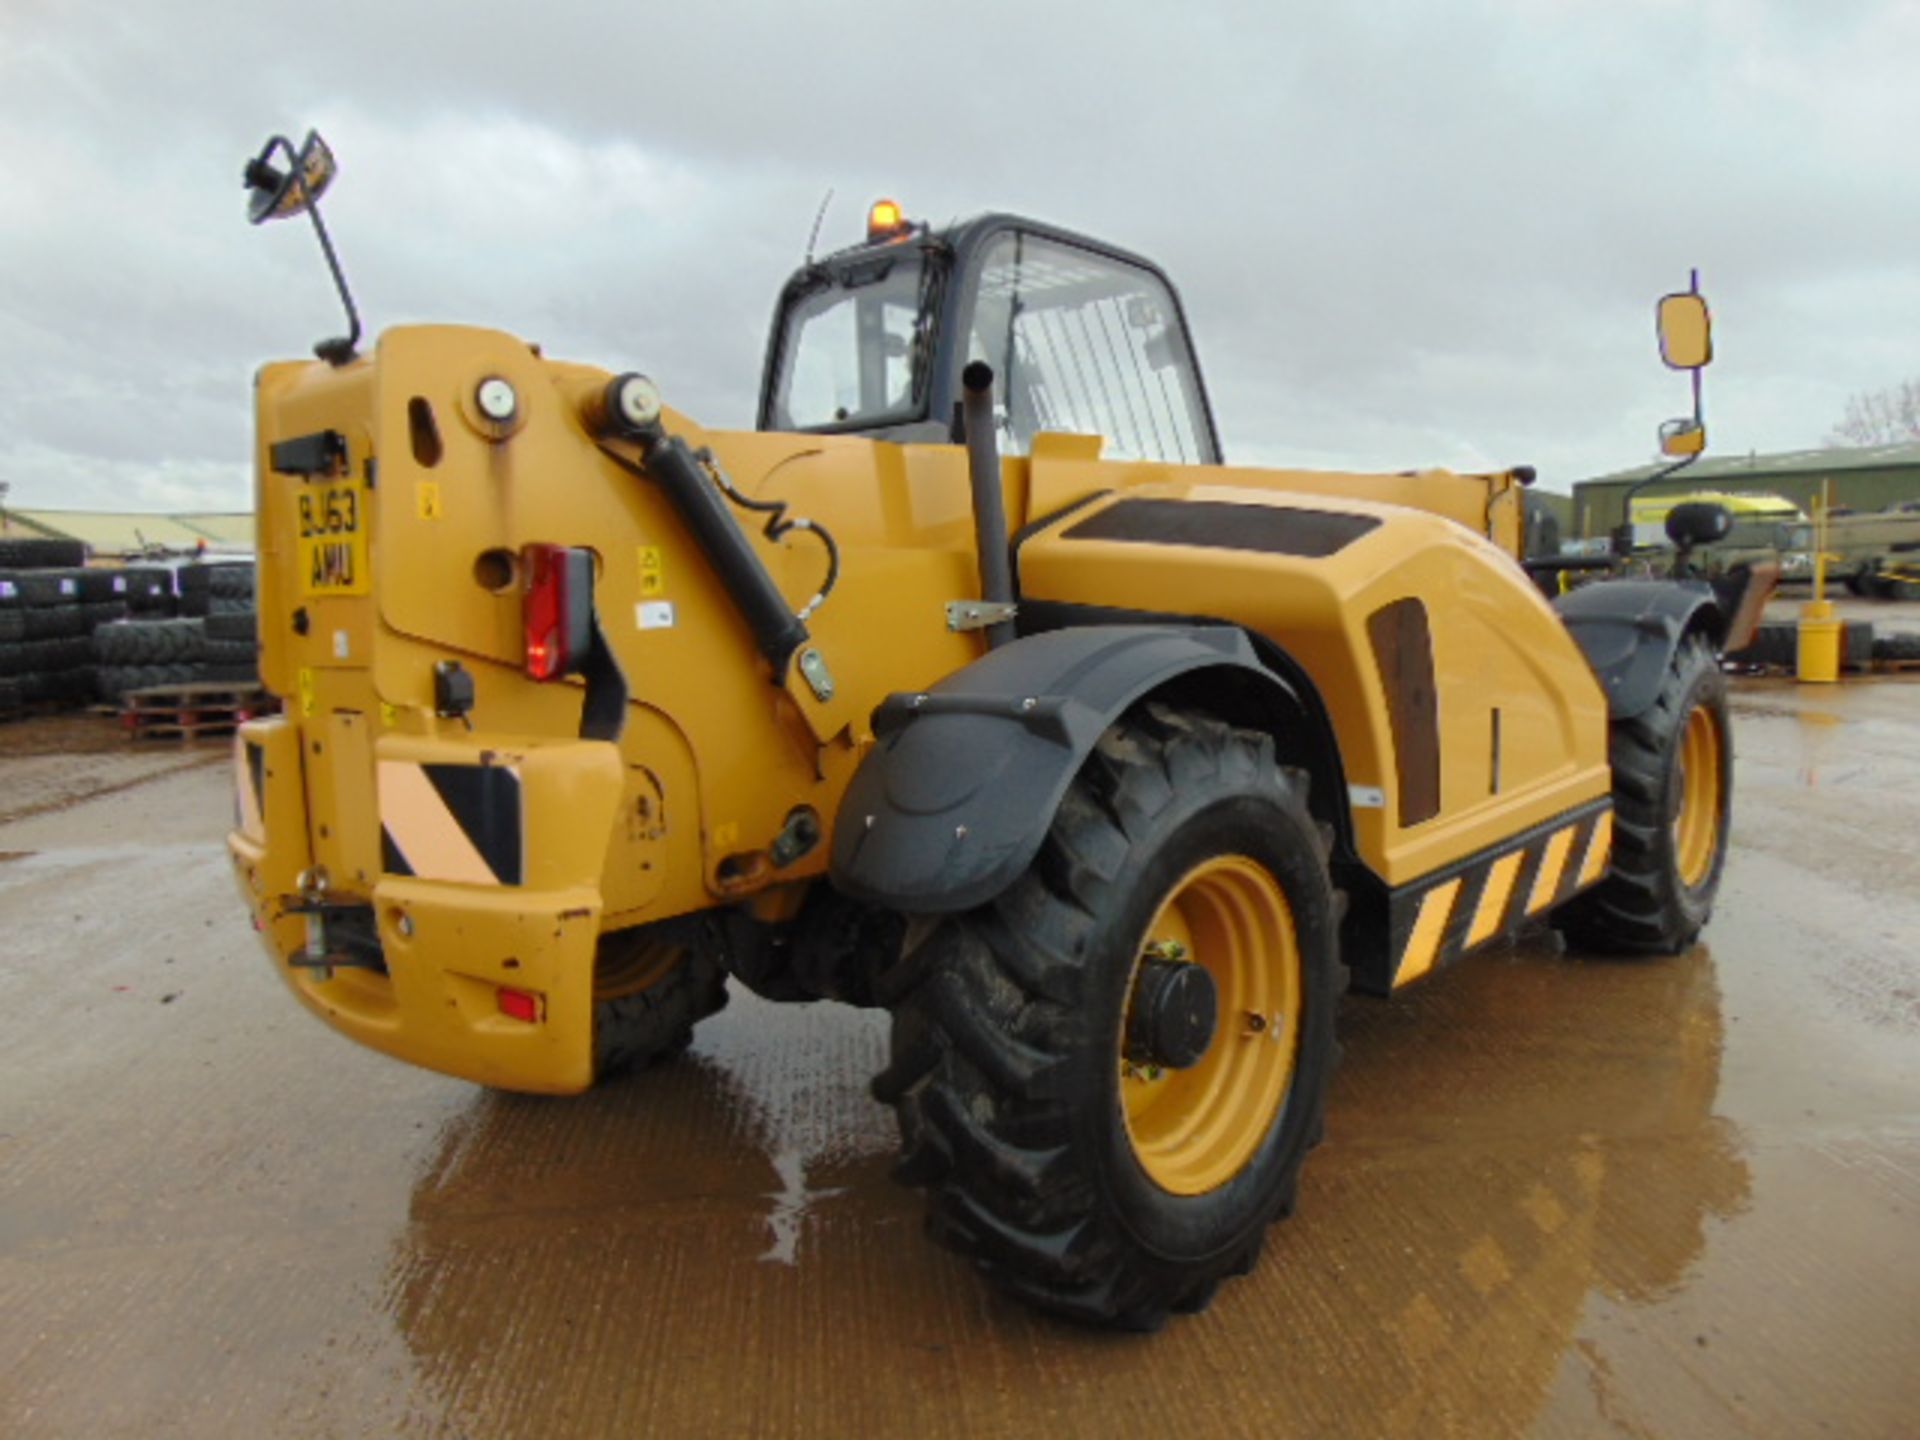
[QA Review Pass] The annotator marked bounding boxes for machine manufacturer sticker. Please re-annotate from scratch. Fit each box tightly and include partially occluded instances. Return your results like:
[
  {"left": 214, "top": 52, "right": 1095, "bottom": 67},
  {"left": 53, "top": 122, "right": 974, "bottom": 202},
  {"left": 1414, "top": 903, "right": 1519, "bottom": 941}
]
[
  {"left": 297, "top": 480, "right": 370, "bottom": 596},
  {"left": 636, "top": 601, "right": 675, "bottom": 629}
]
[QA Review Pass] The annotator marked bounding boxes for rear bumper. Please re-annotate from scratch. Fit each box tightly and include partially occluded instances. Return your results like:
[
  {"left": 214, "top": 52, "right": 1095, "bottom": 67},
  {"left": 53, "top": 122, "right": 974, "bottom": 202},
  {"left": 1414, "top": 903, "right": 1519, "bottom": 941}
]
[{"left": 227, "top": 715, "right": 623, "bottom": 1094}]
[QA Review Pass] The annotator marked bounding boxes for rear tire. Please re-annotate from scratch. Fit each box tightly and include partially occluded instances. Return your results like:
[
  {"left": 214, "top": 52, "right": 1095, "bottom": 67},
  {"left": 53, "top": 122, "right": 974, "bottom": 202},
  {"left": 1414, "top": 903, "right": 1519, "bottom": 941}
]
[
  {"left": 873, "top": 704, "right": 1343, "bottom": 1329},
  {"left": 592, "top": 926, "right": 730, "bottom": 1078},
  {"left": 1556, "top": 633, "right": 1730, "bottom": 954}
]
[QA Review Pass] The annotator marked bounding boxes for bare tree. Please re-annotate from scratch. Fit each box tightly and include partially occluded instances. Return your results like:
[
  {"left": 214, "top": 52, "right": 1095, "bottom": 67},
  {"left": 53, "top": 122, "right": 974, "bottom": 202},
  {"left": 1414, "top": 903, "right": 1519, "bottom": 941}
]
[{"left": 1826, "top": 379, "right": 1920, "bottom": 447}]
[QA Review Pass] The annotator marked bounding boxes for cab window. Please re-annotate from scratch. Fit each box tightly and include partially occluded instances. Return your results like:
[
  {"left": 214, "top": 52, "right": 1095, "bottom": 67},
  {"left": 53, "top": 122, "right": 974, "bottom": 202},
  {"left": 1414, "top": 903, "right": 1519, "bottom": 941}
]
[
  {"left": 772, "top": 255, "right": 929, "bottom": 430},
  {"left": 968, "top": 233, "right": 1210, "bottom": 463}
]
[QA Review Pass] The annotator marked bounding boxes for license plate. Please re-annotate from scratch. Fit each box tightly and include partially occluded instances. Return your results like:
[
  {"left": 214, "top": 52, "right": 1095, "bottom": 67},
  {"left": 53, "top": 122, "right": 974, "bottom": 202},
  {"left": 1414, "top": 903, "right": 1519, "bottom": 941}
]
[{"left": 296, "top": 481, "right": 370, "bottom": 596}]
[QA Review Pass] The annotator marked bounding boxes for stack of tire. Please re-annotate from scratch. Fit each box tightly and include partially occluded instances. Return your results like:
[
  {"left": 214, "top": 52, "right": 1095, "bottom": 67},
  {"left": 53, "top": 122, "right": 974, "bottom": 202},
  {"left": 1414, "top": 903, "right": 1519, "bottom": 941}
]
[
  {"left": 114, "top": 565, "right": 179, "bottom": 618},
  {"left": 180, "top": 562, "right": 258, "bottom": 686},
  {"left": 0, "top": 537, "right": 101, "bottom": 716},
  {"left": 93, "top": 560, "right": 257, "bottom": 703},
  {"left": 95, "top": 617, "right": 208, "bottom": 701}
]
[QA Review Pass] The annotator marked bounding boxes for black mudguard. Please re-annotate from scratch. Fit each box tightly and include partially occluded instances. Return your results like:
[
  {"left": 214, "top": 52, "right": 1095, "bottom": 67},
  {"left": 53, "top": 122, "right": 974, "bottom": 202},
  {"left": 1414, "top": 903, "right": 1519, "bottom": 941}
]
[
  {"left": 829, "top": 625, "right": 1299, "bottom": 915},
  {"left": 1553, "top": 580, "right": 1725, "bottom": 720}
]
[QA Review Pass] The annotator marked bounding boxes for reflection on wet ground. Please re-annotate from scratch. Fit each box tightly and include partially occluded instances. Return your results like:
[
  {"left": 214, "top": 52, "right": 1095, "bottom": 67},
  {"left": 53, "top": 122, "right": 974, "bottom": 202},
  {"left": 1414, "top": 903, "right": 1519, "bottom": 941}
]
[{"left": 2, "top": 677, "right": 1917, "bottom": 1437}]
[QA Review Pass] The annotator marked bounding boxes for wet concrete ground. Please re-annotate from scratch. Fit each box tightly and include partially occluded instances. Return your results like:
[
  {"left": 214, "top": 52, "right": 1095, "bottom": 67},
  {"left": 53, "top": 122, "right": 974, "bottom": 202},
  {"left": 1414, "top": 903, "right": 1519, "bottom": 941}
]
[{"left": 2, "top": 676, "right": 1918, "bottom": 1438}]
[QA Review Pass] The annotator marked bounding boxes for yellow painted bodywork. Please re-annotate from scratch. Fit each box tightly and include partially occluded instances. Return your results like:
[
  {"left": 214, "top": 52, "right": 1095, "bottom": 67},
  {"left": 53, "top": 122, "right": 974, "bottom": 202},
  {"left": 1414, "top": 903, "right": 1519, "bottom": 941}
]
[
  {"left": 233, "top": 323, "right": 1609, "bottom": 1091},
  {"left": 1017, "top": 480, "right": 1610, "bottom": 886}
]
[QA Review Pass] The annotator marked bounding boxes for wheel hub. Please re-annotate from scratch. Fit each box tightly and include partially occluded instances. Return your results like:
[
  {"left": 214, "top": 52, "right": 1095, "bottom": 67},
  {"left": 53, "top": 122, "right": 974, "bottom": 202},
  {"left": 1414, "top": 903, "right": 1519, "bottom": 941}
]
[{"left": 1124, "top": 951, "right": 1218, "bottom": 1070}]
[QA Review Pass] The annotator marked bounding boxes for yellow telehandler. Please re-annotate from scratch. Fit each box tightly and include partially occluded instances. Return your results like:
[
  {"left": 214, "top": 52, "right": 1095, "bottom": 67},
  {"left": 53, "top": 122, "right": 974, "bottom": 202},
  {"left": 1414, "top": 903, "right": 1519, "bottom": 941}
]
[{"left": 229, "top": 131, "right": 1750, "bottom": 1327}]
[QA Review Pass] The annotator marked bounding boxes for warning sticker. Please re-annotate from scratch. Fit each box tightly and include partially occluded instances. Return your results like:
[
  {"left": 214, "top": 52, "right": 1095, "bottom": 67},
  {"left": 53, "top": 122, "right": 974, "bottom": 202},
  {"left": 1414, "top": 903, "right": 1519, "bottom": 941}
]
[
  {"left": 636, "top": 601, "right": 675, "bottom": 630},
  {"left": 637, "top": 546, "right": 665, "bottom": 597}
]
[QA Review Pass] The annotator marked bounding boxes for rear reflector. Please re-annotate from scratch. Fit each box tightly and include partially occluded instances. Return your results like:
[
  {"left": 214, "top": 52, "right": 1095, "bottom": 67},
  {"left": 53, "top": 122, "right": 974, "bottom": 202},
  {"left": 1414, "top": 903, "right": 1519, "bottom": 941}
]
[
  {"left": 522, "top": 544, "right": 595, "bottom": 681},
  {"left": 497, "top": 987, "right": 541, "bottom": 1023}
]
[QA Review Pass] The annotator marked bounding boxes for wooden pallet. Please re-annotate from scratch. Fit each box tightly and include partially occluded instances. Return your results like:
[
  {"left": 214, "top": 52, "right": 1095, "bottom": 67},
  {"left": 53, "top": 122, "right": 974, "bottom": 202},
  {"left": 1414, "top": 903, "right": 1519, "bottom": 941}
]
[{"left": 119, "top": 683, "right": 274, "bottom": 739}]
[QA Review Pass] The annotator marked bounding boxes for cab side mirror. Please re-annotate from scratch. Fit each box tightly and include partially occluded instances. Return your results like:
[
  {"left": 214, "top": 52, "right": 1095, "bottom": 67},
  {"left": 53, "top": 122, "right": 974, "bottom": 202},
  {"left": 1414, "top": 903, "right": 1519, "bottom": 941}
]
[
  {"left": 1659, "top": 416, "right": 1707, "bottom": 457},
  {"left": 244, "top": 131, "right": 337, "bottom": 225},
  {"left": 1656, "top": 292, "right": 1712, "bottom": 370}
]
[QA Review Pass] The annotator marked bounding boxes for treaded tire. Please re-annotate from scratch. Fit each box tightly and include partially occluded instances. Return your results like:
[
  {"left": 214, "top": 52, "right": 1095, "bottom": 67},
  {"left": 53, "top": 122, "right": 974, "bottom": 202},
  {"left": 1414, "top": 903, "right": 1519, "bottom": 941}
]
[
  {"left": 204, "top": 611, "right": 257, "bottom": 642},
  {"left": 73, "top": 569, "right": 122, "bottom": 602},
  {"left": 25, "top": 636, "right": 91, "bottom": 671},
  {"left": 119, "top": 567, "right": 175, "bottom": 610},
  {"left": 81, "top": 601, "right": 129, "bottom": 629},
  {"left": 1874, "top": 632, "right": 1920, "bottom": 662},
  {"left": 592, "top": 929, "right": 730, "bottom": 1077},
  {"left": 99, "top": 662, "right": 201, "bottom": 699},
  {"left": 872, "top": 704, "right": 1344, "bottom": 1330},
  {"left": 94, "top": 617, "right": 205, "bottom": 665},
  {"left": 23, "top": 604, "right": 86, "bottom": 640},
  {"left": 14, "top": 570, "right": 84, "bottom": 606},
  {"left": 0, "top": 538, "right": 85, "bottom": 569},
  {"left": 208, "top": 564, "right": 256, "bottom": 599},
  {"left": 1555, "top": 633, "right": 1730, "bottom": 954},
  {"left": 179, "top": 563, "right": 252, "bottom": 596}
]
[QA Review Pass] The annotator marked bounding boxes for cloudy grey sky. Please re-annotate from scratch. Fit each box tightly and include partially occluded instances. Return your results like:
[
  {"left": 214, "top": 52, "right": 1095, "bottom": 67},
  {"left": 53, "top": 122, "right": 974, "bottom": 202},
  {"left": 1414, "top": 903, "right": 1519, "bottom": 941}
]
[{"left": 2, "top": 0, "right": 1915, "bottom": 513}]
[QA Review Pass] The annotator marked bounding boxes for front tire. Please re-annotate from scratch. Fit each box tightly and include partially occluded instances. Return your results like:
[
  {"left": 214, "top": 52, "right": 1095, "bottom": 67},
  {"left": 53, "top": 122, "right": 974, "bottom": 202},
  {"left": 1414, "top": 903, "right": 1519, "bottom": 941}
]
[
  {"left": 873, "top": 705, "right": 1343, "bottom": 1329},
  {"left": 1556, "top": 633, "right": 1731, "bottom": 954}
]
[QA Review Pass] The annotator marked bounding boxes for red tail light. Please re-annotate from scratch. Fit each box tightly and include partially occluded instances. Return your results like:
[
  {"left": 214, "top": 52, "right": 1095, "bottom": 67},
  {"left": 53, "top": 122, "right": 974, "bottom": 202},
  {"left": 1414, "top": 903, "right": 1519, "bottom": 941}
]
[
  {"left": 497, "top": 986, "right": 541, "bottom": 1022},
  {"left": 522, "top": 544, "right": 595, "bottom": 681}
]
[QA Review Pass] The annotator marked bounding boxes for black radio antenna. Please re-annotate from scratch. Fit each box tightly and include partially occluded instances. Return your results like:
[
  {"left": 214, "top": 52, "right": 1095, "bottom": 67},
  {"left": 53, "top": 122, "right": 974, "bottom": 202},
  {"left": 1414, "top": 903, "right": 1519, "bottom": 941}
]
[{"left": 803, "top": 188, "right": 834, "bottom": 266}]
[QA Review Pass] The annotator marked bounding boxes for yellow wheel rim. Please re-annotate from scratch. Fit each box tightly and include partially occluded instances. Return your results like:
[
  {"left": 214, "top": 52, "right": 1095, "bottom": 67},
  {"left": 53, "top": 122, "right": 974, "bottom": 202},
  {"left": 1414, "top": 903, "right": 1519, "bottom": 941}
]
[
  {"left": 594, "top": 938, "right": 683, "bottom": 1002},
  {"left": 1120, "top": 855, "right": 1301, "bottom": 1196},
  {"left": 1672, "top": 703, "right": 1722, "bottom": 889}
]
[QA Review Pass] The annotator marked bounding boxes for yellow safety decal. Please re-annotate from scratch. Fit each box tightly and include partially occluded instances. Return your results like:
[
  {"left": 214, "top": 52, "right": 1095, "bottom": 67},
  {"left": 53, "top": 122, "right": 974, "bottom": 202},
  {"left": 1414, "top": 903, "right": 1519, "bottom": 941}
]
[
  {"left": 1383, "top": 802, "right": 1612, "bottom": 991},
  {"left": 379, "top": 702, "right": 397, "bottom": 728},
  {"left": 1467, "top": 850, "right": 1526, "bottom": 947},
  {"left": 638, "top": 546, "right": 665, "bottom": 597},
  {"left": 711, "top": 820, "right": 739, "bottom": 851},
  {"left": 1525, "top": 824, "right": 1578, "bottom": 915},
  {"left": 1576, "top": 810, "right": 1614, "bottom": 887},
  {"left": 297, "top": 666, "right": 316, "bottom": 717},
  {"left": 1395, "top": 878, "right": 1461, "bottom": 987},
  {"left": 377, "top": 760, "right": 524, "bottom": 884},
  {"left": 415, "top": 481, "right": 442, "bottom": 519}
]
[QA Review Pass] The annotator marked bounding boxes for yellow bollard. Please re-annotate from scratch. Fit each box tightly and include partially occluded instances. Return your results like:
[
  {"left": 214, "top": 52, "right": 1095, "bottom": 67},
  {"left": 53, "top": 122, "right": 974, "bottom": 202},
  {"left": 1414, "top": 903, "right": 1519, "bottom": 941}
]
[
  {"left": 1798, "top": 479, "right": 1840, "bottom": 682},
  {"left": 1797, "top": 598, "right": 1841, "bottom": 682}
]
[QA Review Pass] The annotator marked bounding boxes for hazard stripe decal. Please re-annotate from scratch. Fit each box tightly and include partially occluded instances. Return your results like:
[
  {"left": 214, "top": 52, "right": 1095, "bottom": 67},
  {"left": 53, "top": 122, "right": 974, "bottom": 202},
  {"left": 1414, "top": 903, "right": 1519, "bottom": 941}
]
[
  {"left": 377, "top": 760, "right": 522, "bottom": 886},
  {"left": 1387, "top": 797, "right": 1612, "bottom": 988},
  {"left": 233, "top": 736, "right": 266, "bottom": 841}
]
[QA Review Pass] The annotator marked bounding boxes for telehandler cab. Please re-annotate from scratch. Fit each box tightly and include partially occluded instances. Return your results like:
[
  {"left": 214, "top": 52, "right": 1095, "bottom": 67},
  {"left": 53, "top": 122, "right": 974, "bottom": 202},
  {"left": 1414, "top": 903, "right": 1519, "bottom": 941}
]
[{"left": 230, "top": 131, "right": 1745, "bottom": 1328}]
